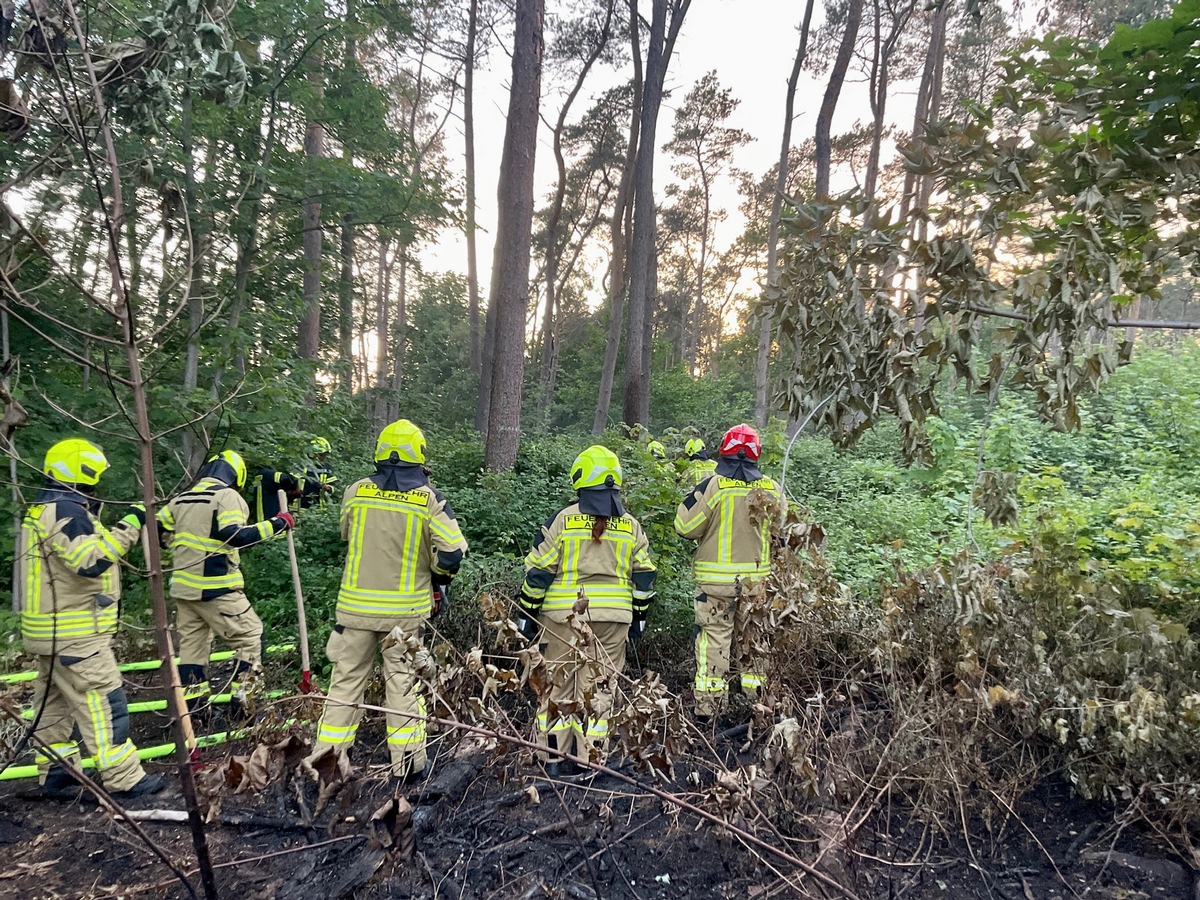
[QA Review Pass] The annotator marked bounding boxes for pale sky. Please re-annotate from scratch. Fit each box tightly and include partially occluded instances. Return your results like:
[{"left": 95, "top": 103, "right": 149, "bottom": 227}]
[{"left": 420, "top": 0, "right": 919, "bottom": 301}]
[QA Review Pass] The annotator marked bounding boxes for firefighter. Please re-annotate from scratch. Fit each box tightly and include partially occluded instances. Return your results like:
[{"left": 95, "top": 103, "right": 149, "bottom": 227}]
[
  {"left": 675, "top": 423, "right": 784, "bottom": 721},
  {"left": 646, "top": 440, "right": 668, "bottom": 464},
  {"left": 299, "top": 436, "right": 339, "bottom": 510},
  {"left": 251, "top": 466, "right": 299, "bottom": 522},
  {"left": 515, "top": 446, "right": 656, "bottom": 776},
  {"left": 680, "top": 437, "right": 716, "bottom": 488},
  {"left": 160, "top": 450, "right": 294, "bottom": 714},
  {"left": 18, "top": 439, "right": 164, "bottom": 799},
  {"left": 306, "top": 419, "right": 467, "bottom": 784}
]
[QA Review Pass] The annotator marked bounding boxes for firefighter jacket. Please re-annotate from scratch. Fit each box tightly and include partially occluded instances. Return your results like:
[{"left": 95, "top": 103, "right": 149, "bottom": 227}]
[
  {"left": 18, "top": 485, "right": 141, "bottom": 654},
  {"left": 299, "top": 461, "right": 338, "bottom": 509},
  {"left": 161, "top": 468, "right": 283, "bottom": 602},
  {"left": 252, "top": 467, "right": 297, "bottom": 522},
  {"left": 521, "top": 502, "right": 657, "bottom": 625},
  {"left": 335, "top": 463, "right": 467, "bottom": 629},
  {"left": 680, "top": 458, "right": 717, "bottom": 489},
  {"left": 674, "top": 459, "right": 785, "bottom": 591}
]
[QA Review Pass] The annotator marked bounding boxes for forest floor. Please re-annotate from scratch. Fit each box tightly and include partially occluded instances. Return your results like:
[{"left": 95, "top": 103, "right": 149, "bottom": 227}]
[{"left": 2, "top": 661, "right": 1198, "bottom": 900}]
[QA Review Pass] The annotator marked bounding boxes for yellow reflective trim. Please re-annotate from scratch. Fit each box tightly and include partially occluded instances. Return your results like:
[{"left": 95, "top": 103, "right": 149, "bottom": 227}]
[
  {"left": 171, "top": 570, "right": 244, "bottom": 590},
  {"left": 172, "top": 534, "right": 228, "bottom": 553},
  {"left": 403, "top": 512, "right": 419, "bottom": 595},
  {"left": 36, "top": 741, "right": 81, "bottom": 766},
  {"left": 21, "top": 608, "right": 117, "bottom": 640},
  {"left": 740, "top": 674, "right": 763, "bottom": 689},
  {"left": 86, "top": 690, "right": 108, "bottom": 752},
  {"left": 429, "top": 517, "right": 462, "bottom": 543},
  {"left": 585, "top": 719, "right": 608, "bottom": 738},
  {"left": 317, "top": 722, "right": 358, "bottom": 744},
  {"left": 98, "top": 740, "right": 135, "bottom": 769}
]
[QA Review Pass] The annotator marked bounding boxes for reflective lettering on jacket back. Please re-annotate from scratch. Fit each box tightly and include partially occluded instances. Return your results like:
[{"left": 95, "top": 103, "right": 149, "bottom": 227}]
[
  {"left": 354, "top": 483, "right": 430, "bottom": 507},
  {"left": 563, "top": 513, "right": 633, "bottom": 535},
  {"left": 715, "top": 477, "right": 776, "bottom": 492}
]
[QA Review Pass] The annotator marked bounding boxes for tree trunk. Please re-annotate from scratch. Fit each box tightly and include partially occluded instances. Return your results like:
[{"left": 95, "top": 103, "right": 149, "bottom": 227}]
[
  {"left": 388, "top": 249, "right": 408, "bottom": 420},
  {"left": 298, "top": 43, "right": 325, "bottom": 360},
  {"left": 900, "top": 1, "right": 947, "bottom": 223},
  {"left": 337, "top": 0, "right": 357, "bottom": 389},
  {"left": 592, "top": 0, "right": 644, "bottom": 435},
  {"left": 60, "top": 6, "right": 219, "bottom": 891},
  {"left": 180, "top": 87, "right": 205, "bottom": 471},
  {"left": 539, "top": 0, "right": 614, "bottom": 417},
  {"left": 465, "top": 0, "right": 482, "bottom": 375},
  {"left": 906, "top": 1, "right": 948, "bottom": 328},
  {"left": 373, "top": 236, "right": 393, "bottom": 429},
  {"left": 815, "top": 0, "right": 863, "bottom": 200},
  {"left": 623, "top": 0, "right": 691, "bottom": 427},
  {"left": 756, "top": 0, "right": 814, "bottom": 427},
  {"left": 483, "top": 0, "right": 544, "bottom": 469}
]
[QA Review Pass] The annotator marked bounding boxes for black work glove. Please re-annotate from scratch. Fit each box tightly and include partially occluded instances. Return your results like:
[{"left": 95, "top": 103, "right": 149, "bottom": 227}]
[
  {"left": 630, "top": 592, "right": 653, "bottom": 643},
  {"left": 515, "top": 593, "right": 541, "bottom": 641},
  {"left": 431, "top": 579, "right": 451, "bottom": 619}
]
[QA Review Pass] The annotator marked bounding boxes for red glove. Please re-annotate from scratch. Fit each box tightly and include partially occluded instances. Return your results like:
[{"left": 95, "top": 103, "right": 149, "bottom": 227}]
[{"left": 273, "top": 511, "right": 296, "bottom": 532}]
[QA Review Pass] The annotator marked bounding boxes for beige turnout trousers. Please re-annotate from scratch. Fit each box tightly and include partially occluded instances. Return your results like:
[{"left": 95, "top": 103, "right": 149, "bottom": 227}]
[
  {"left": 32, "top": 643, "right": 147, "bottom": 791},
  {"left": 693, "top": 588, "right": 764, "bottom": 717},
  {"left": 175, "top": 592, "right": 264, "bottom": 700},
  {"left": 311, "top": 620, "right": 427, "bottom": 778},
  {"left": 535, "top": 614, "right": 628, "bottom": 763}
]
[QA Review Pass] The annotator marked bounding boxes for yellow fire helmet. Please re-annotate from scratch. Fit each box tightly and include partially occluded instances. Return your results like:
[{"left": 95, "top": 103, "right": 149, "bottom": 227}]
[
  {"left": 647, "top": 440, "right": 667, "bottom": 461},
  {"left": 43, "top": 438, "right": 109, "bottom": 487},
  {"left": 310, "top": 436, "right": 333, "bottom": 456},
  {"left": 685, "top": 438, "right": 706, "bottom": 458},
  {"left": 207, "top": 449, "right": 248, "bottom": 490},
  {"left": 375, "top": 419, "right": 427, "bottom": 464},
  {"left": 571, "top": 445, "right": 623, "bottom": 491}
]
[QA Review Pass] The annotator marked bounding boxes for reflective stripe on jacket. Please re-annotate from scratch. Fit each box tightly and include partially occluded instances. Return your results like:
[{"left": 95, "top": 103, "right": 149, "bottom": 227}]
[
  {"left": 252, "top": 469, "right": 292, "bottom": 522},
  {"left": 674, "top": 475, "right": 784, "bottom": 588},
  {"left": 335, "top": 477, "right": 467, "bottom": 627},
  {"left": 18, "top": 489, "right": 139, "bottom": 652},
  {"left": 161, "top": 478, "right": 277, "bottom": 602},
  {"left": 680, "top": 459, "right": 717, "bottom": 490},
  {"left": 522, "top": 504, "right": 656, "bottom": 623},
  {"left": 300, "top": 462, "right": 338, "bottom": 509}
]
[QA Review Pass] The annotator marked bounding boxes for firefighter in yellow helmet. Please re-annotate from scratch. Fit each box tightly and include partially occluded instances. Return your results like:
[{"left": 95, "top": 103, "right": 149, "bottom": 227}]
[
  {"left": 306, "top": 419, "right": 468, "bottom": 784},
  {"left": 515, "top": 446, "right": 657, "bottom": 775},
  {"left": 675, "top": 424, "right": 784, "bottom": 721},
  {"left": 680, "top": 437, "right": 716, "bottom": 488},
  {"left": 250, "top": 437, "right": 338, "bottom": 522},
  {"left": 18, "top": 439, "right": 164, "bottom": 799},
  {"left": 159, "top": 450, "right": 294, "bottom": 715},
  {"left": 299, "top": 436, "right": 339, "bottom": 509}
]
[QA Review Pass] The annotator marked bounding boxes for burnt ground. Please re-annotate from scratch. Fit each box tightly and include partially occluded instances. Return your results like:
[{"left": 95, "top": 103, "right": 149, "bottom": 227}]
[
  {"left": 2, "top": 718, "right": 1198, "bottom": 900},
  {"left": 2, "top": 657, "right": 1198, "bottom": 900}
]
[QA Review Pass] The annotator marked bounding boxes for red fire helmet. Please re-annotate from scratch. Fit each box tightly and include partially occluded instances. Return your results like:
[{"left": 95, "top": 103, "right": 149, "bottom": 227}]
[{"left": 719, "top": 423, "right": 761, "bottom": 461}]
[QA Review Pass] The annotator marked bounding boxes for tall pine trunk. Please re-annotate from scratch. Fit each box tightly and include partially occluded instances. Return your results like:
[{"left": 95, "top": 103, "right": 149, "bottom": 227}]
[
  {"left": 465, "top": 0, "right": 482, "bottom": 375},
  {"left": 592, "top": 0, "right": 643, "bottom": 434},
  {"left": 372, "top": 235, "right": 393, "bottom": 430},
  {"left": 298, "top": 37, "right": 325, "bottom": 360},
  {"left": 483, "top": 0, "right": 544, "bottom": 469},
  {"left": 755, "top": 0, "right": 814, "bottom": 427},
  {"left": 538, "top": 0, "right": 614, "bottom": 417},
  {"left": 622, "top": 0, "right": 690, "bottom": 427},
  {"left": 815, "top": 0, "right": 863, "bottom": 200}
]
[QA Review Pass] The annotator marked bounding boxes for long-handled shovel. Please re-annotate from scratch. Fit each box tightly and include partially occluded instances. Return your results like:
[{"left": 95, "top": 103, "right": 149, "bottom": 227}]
[{"left": 278, "top": 489, "right": 313, "bottom": 693}]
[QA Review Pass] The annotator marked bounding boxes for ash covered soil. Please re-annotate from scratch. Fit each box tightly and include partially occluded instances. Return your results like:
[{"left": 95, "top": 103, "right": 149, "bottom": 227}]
[{"left": 1, "top": 716, "right": 1195, "bottom": 900}]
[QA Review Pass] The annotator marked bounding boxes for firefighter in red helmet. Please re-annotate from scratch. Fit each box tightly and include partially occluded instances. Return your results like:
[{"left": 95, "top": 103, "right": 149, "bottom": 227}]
[{"left": 674, "top": 423, "right": 785, "bottom": 720}]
